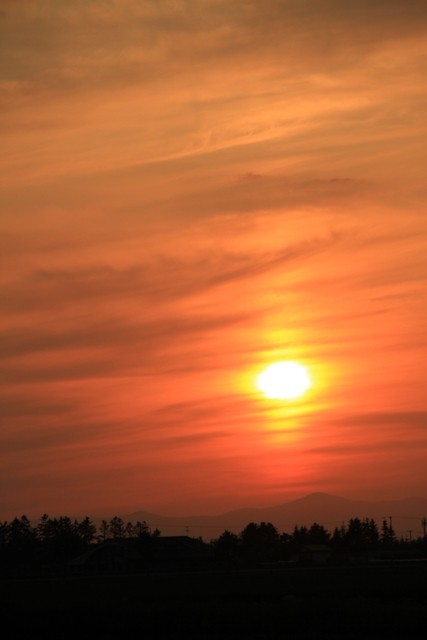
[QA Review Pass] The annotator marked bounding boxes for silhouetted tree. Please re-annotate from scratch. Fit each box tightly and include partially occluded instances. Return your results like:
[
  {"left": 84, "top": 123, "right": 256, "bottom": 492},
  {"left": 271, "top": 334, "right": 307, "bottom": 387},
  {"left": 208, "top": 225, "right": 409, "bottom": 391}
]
[
  {"left": 380, "top": 519, "right": 396, "bottom": 547},
  {"left": 76, "top": 516, "right": 97, "bottom": 545},
  {"left": 291, "top": 525, "right": 309, "bottom": 544},
  {"left": 98, "top": 519, "right": 110, "bottom": 541},
  {"left": 331, "top": 524, "right": 346, "bottom": 550},
  {"left": 240, "top": 522, "right": 280, "bottom": 562},
  {"left": 340, "top": 517, "right": 379, "bottom": 557},
  {"left": 8, "top": 516, "right": 36, "bottom": 547},
  {"left": 37, "top": 515, "right": 86, "bottom": 571},
  {"left": 3, "top": 516, "right": 39, "bottom": 577},
  {"left": 328, "top": 518, "right": 379, "bottom": 558},
  {"left": 36, "top": 514, "right": 50, "bottom": 541},
  {"left": 307, "top": 522, "right": 330, "bottom": 544},
  {"left": 134, "top": 520, "right": 150, "bottom": 537},
  {"left": 212, "top": 530, "right": 240, "bottom": 565},
  {"left": 363, "top": 518, "right": 380, "bottom": 546},
  {"left": 109, "top": 516, "right": 126, "bottom": 539},
  {"left": 0, "top": 521, "right": 8, "bottom": 548},
  {"left": 345, "top": 518, "right": 365, "bottom": 552}
]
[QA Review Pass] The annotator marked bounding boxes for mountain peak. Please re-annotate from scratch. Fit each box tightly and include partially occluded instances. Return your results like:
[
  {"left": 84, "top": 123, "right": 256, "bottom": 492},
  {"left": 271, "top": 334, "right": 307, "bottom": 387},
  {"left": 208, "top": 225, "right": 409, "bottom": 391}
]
[
  {"left": 290, "top": 492, "right": 351, "bottom": 505},
  {"left": 116, "top": 493, "right": 427, "bottom": 541}
]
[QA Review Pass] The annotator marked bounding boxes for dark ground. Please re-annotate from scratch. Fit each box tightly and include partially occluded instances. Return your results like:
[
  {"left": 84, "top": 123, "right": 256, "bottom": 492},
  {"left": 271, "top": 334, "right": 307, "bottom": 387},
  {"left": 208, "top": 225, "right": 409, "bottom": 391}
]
[{"left": 1, "top": 562, "right": 427, "bottom": 639}]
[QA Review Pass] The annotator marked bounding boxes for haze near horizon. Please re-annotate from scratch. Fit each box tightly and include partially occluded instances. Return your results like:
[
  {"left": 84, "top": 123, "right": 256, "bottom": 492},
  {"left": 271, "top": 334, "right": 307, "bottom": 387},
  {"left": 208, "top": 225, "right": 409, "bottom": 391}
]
[{"left": 1, "top": 1, "right": 427, "bottom": 521}]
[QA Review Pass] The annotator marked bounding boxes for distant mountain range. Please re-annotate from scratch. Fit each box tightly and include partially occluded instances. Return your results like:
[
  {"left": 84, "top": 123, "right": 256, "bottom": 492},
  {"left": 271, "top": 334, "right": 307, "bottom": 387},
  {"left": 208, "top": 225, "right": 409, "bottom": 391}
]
[{"left": 121, "top": 493, "right": 427, "bottom": 541}]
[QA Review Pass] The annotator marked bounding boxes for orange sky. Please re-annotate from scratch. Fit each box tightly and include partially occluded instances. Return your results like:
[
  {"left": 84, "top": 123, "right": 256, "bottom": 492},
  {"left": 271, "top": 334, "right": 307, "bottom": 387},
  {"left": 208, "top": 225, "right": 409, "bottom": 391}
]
[{"left": 1, "top": 0, "right": 427, "bottom": 520}]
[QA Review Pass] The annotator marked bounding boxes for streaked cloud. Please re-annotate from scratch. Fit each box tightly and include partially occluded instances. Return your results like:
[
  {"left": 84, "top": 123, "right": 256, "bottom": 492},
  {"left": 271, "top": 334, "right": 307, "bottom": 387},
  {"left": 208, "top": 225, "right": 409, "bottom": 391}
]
[{"left": 1, "top": 0, "right": 427, "bottom": 518}]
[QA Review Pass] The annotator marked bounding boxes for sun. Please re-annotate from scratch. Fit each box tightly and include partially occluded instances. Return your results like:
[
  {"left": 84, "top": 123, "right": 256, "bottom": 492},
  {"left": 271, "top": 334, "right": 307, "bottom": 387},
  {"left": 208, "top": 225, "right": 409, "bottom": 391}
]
[{"left": 257, "top": 361, "right": 311, "bottom": 400}]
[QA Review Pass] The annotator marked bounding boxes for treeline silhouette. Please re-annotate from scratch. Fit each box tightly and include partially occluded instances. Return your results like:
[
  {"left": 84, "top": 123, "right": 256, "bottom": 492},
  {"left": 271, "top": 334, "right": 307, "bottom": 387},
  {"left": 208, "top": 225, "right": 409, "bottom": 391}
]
[
  {"left": 0, "top": 515, "right": 158, "bottom": 578},
  {"left": 1, "top": 513, "right": 426, "bottom": 577},
  {"left": 212, "top": 518, "right": 426, "bottom": 565}
]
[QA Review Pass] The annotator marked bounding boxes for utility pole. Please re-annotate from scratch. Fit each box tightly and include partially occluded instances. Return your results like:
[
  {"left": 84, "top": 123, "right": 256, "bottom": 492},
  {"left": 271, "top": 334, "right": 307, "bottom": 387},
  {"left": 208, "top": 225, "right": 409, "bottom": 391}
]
[{"left": 422, "top": 517, "right": 427, "bottom": 538}]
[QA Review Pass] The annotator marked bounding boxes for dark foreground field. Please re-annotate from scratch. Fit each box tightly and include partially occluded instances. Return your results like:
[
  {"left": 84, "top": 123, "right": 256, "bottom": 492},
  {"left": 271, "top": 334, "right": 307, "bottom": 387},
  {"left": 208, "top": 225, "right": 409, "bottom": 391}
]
[{"left": 2, "top": 563, "right": 427, "bottom": 639}]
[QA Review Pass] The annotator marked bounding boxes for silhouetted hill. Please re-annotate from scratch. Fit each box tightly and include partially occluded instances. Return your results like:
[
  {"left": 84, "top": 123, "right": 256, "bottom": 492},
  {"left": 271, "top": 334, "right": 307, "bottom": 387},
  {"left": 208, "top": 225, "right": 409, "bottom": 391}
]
[{"left": 120, "top": 493, "right": 427, "bottom": 541}]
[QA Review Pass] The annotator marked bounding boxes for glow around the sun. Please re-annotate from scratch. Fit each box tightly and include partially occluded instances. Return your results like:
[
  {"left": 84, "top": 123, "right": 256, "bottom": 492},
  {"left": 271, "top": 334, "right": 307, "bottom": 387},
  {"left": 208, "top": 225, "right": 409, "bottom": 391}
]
[{"left": 257, "top": 361, "right": 311, "bottom": 400}]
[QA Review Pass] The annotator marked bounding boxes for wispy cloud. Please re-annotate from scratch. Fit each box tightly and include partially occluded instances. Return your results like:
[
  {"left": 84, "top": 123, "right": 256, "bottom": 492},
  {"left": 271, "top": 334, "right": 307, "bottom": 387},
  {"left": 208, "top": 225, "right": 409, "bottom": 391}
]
[{"left": 1, "top": 0, "right": 427, "bottom": 518}]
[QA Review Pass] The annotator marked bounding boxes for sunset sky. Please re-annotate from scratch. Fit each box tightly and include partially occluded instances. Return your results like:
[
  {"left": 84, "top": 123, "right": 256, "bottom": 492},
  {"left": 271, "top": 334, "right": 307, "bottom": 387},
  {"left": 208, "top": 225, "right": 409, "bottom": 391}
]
[{"left": 2, "top": 0, "right": 427, "bottom": 521}]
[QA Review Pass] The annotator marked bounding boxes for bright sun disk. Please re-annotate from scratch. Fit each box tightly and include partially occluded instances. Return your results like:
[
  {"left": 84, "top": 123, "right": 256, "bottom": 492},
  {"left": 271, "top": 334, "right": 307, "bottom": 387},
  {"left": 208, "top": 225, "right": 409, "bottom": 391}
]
[{"left": 257, "top": 361, "right": 311, "bottom": 400}]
